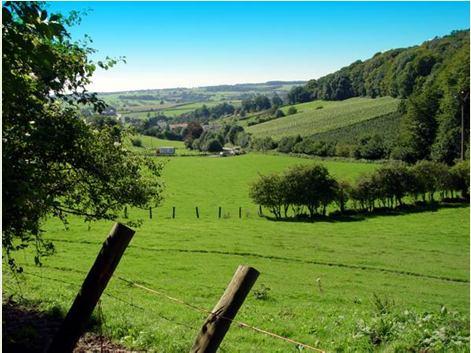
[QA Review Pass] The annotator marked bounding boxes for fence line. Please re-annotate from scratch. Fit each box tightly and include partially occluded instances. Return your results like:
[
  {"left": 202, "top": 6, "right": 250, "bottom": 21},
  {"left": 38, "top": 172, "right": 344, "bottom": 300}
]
[
  {"left": 117, "top": 277, "right": 326, "bottom": 353},
  {"left": 15, "top": 265, "right": 326, "bottom": 352}
]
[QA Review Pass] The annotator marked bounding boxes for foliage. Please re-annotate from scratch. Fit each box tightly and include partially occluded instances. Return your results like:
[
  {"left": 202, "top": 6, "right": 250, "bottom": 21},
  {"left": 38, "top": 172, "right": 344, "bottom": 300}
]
[
  {"left": 251, "top": 136, "right": 277, "bottom": 151},
  {"left": 2, "top": 2, "right": 163, "bottom": 270},
  {"left": 131, "top": 138, "right": 143, "bottom": 147},
  {"left": 355, "top": 298, "right": 469, "bottom": 352},
  {"left": 287, "top": 106, "right": 298, "bottom": 115}
]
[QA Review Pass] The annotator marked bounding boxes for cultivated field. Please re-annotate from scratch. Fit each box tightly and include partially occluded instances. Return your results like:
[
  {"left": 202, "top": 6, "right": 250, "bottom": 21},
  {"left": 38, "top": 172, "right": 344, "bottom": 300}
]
[
  {"left": 4, "top": 154, "right": 469, "bottom": 352},
  {"left": 246, "top": 97, "right": 399, "bottom": 139}
]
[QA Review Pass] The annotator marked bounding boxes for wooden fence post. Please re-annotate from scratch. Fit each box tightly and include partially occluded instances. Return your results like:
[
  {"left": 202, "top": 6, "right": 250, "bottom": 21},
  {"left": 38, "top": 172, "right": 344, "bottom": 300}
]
[
  {"left": 124, "top": 206, "right": 128, "bottom": 219},
  {"left": 47, "top": 223, "right": 135, "bottom": 353},
  {"left": 190, "top": 265, "right": 259, "bottom": 353},
  {"left": 218, "top": 206, "right": 222, "bottom": 219},
  {"left": 149, "top": 207, "right": 152, "bottom": 219},
  {"left": 239, "top": 207, "right": 242, "bottom": 219},
  {"left": 195, "top": 206, "right": 200, "bottom": 218},
  {"left": 258, "top": 205, "right": 262, "bottom": 216},
  {"left": 172, "top": 206, "right": 176, "bottom": 219}
]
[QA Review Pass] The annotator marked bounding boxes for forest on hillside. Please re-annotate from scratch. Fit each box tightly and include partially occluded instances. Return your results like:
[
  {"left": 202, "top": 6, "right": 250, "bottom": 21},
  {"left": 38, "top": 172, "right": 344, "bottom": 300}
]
[{"left": 288, "top": 30, "right": 470, "bottom": 164}]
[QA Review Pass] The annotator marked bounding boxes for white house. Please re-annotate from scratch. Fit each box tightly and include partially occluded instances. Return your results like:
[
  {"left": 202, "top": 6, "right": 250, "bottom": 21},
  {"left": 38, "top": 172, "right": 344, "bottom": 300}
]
[{"left": 156, "top": 147, "right": 176, "bottom": 156}]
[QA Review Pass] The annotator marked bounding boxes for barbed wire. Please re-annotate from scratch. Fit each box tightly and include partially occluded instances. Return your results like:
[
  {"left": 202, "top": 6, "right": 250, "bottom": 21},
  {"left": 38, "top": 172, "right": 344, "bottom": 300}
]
[
  {"left": 16, "top": 264, "right": 326, "bottom": 352},
  {"left": 117, "top": 277, "right": 326, "bottom": 353}
]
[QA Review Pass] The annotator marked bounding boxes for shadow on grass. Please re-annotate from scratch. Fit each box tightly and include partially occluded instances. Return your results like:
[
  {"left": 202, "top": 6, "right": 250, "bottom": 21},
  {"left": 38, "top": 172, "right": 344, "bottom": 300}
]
[
  {"left": 263, "top": 200, "right": 469, "bottom": 224},
  {"left": 2, "top": 296, "right": 125, "bottom": 353}
]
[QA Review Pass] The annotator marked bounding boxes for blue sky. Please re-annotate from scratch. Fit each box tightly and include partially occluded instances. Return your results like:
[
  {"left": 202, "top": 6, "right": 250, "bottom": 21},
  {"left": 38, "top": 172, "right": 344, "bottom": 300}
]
[{"left": 47, "top": 1, "right": 470, "bottom": 92}]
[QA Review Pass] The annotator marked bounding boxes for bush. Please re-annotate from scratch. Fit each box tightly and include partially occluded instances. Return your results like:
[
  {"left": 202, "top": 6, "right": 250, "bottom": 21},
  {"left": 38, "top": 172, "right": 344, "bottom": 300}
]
[
  {"left": 206, "top": 139, "right": 223, "bottom": 152},
  {"left": 411, "top": 160, "right": 449, "bottom": 201},
  {"left": 276, "top": 135, "right": 302, "bottom": 153},
  {"left": 249, "top": 173, "right": 286, "bottom": 218},
  {"left": 353, "top": 135, "right": 386, "bottom": 160},
  {"left": 287, "top": 106, "right": 298, "bottom": 115},
  {"left": 273, "top": 109, "right": 285, "bottom": 118},
  {"left": 131, "top": 138, "right": 143, "bottom": 147},
  {"left": 251, "top": 137, "right": 277, "bottom": 151},
  {"left": 449, "top": 160, "right": 470, "bottom": 199}
]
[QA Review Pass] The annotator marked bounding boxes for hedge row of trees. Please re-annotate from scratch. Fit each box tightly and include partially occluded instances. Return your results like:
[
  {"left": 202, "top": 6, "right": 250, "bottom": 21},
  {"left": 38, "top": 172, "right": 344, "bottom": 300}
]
[
  {"left": 249, "top": 160, "right": 469, "bottom": 219},
  {"left": 251, "top": 134, "right": 390, "bottom": 160},
  {"left": 186, "top": 123, "right": 251, "bottom": 152}
]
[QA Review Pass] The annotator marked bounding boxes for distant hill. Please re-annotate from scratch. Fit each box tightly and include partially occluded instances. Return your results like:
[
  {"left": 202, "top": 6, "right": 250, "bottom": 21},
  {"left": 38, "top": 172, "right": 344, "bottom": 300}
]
[{"left": 246, "top": 96, "right": 399, "bottom": 139}]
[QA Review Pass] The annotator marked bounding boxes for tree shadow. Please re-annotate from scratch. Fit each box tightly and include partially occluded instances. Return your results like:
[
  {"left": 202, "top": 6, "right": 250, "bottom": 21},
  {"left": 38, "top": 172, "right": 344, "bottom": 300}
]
[
  {"left": 2, "top": 296, "right": 125, "bottom": 353},
  {"left": 262, "top": 200, "right": 469, "bottom": 224}
]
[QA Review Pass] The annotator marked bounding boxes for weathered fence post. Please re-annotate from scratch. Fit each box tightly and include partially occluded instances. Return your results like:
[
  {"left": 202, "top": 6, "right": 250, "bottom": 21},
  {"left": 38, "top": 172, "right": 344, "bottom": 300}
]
[
  {"left": 149, "top": 207, "right": 152, "bottom": 219},
  {"left": 47, "top": 223, "right": 135, "bottom": 353},
  {"left": 195, "top": 206, "right": 200, "bottom": 218},
  {"left": 218, "top": 206, "right": 222, "bottom": 219},
  {"left": 239, "top": 207, "right": 242, "bottom": 219},
  {"left": 124, "top": 206, "right": 128, "bottom": 218},
  {"left": 258, "top": 205, "right": 263, "bottom": 216},
  {"left": 172, "top": 206, "right": 176, "bottom": 219},
  {"left": 190, "top": 265, "right": 259, "bottom": 353}
]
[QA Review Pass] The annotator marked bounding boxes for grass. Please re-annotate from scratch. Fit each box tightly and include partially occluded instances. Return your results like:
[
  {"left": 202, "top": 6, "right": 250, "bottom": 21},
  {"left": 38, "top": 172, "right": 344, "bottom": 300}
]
[
  {"left": 246, "top": 97, "right": 399, "bottom": 139},
  {"left": 127, "top": 135, "right": 204, "bottom": 156},
  {"left": 3, "top": 154, "right": 469, "bottom": 352}
]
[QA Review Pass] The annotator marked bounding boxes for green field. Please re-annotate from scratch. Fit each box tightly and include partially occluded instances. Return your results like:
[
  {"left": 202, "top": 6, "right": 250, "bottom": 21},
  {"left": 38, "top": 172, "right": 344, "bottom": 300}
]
[
  {"left": 246, "top": 97, "right": 399, "bottom": 139},
  {"left": 4, "top": 154, "right": 469, "bottom": 352},
  {"left": 128, "top": 135, "right": 204, "bottom": 156}
]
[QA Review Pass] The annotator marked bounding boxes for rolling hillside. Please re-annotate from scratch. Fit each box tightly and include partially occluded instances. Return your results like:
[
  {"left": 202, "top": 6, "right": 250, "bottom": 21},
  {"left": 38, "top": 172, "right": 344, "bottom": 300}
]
[{"left": 246, "top": 96, "right": 399, "bottom": 139}]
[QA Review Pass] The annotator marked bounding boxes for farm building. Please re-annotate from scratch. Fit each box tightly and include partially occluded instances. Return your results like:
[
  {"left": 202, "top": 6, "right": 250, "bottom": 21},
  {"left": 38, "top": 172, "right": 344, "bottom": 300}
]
[
  {"left": 156, "top": 147, "right": 176, "bottom": 156},
  {"left": 219, "top": 147, "right": 242, "bottom": 157}
]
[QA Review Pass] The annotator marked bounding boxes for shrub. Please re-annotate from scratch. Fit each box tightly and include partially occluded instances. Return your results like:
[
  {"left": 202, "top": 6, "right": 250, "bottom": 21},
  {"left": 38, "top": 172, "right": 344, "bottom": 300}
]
[
  {"left": 411, "top": 160, "right": 449, "bottom": 201},
  {"left": 131, "top": 138, "right": 143, "bottom": 147},
  {"left": 287, "top": 106, "right": 298, "bottom": 115},
  {"left": 277, "top": 135, "right": 302, "bottom": 153},
  {"left": 251, "top": 137, "right": 277, "bottom": 151},
  {"left": 249, "top": 173, "right": 286, "bottom": 218},
  {"left": 449, "top": 160, "right": 470, "bottom": 199},
  {"left": 353, "top": 135, "right": 386, "bottom": 160},
  {"left": 273, "top": 109, "right": 285, "bottom": 118},
  {"left": 372, "top": 161, "right": 415, "bottom": 207},
  {"left": 205, "top": 139, "right": 223, "bottom": 152}
]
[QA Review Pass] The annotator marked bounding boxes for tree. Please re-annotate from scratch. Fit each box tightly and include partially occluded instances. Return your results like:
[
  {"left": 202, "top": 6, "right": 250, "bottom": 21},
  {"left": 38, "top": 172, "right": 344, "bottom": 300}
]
[
  {"left": 411, "top": 160, "right": 449, "bottom": 201},
  {"left": 271, "top": 94, "right": 283, "bottom": 108},
  {"left": 249, "top": 173, "right": 285, "bottom": 218},
  {"left": 287, "top": 86, "right": 312, "bottom": 104},
  {"left": 449, "top": 160, "right": 470, "bottom": 199},
  {"left": 206, "top": 139, "right": 223, "bottom": 152},
  {"left": 2, "top": 2, "right": 163, "bottom": 270}
]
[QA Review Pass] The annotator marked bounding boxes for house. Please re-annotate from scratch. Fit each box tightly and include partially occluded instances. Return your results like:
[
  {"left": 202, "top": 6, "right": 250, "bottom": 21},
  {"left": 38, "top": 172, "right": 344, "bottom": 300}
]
[
  {"left": 219, "top": 147, "right": 242, "bottom": 157},
  {"left": 156, "top": 147, "right": 176, "bottom": 156}
]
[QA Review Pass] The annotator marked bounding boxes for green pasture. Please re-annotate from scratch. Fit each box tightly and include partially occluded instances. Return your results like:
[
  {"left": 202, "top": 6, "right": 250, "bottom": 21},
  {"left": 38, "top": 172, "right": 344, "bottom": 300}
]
[
  {"left": 127, "top": 135, "right": 204, "bottom": 156},
  {"left": 246, "top": 97, "right": 399, "bottom": 139},
  {"left": 4, "top": 154, "right": 469, "bottom": 352}
]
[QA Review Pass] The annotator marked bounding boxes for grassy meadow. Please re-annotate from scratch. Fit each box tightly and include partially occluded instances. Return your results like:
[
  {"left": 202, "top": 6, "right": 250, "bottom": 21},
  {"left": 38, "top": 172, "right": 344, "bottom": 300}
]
[
  {"left": 246, "top": 97, "right": 399, "bottom": 139},
  {"left": 4, "top": 154, "right": 469, "bottom": 352}
]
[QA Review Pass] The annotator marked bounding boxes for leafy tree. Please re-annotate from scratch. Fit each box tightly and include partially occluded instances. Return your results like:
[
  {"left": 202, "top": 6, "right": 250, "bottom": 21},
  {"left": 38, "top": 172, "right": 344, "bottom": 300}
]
[
  {"left": 251, "top": 137, "right": 277, "bottom": 151},
  {"left": 287, "top": 106, "right": 298, "bottom": 115},
  {"left": 249, "top": 173, "right": 285, "bottom": 218},
  {"left": 287, "top": 86, "right": 312, "bottom": 104},
  {"left": 449, "top": 160, "right": 470, "bottom": 199},
  {"left": 271, "top": 94, "right": 283, "bottom": 108},
  {"left": 273, "top": 109, "right": 285, "bottom": 118},
  {"left": 277, "top": 135, "right": 302, "bottom": 153},
  {"left": 353, "top": 135, "right": 386, "bottom": 160},
  {"left": 335, "top": 180, "right": 352, "bottom": 213},
  {"left": 2, "top": 2, "right": 163, "bottom": 270},
  {"left": 206, "top": 139, "right": 223, "bottom": 152},
  {"left": 411, "top": 160, "right": 449, "bottom": 201}
]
